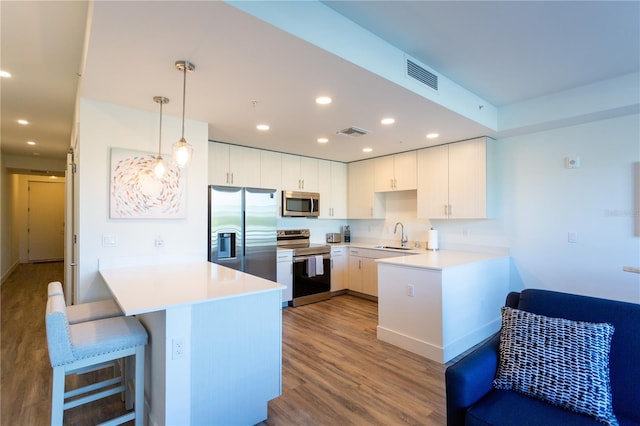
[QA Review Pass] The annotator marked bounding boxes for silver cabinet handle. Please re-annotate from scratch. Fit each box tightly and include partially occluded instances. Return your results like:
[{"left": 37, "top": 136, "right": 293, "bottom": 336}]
[{"left": 231, "top": 173, "right": 234, "bottom": 184}]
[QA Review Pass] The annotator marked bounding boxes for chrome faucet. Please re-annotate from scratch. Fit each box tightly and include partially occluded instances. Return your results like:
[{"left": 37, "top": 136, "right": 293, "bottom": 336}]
[{"left": 394, "top": 222, "right": 408, "bottom": 247}]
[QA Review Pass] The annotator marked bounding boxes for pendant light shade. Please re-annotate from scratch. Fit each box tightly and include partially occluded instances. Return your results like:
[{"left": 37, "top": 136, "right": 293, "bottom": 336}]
[
  {"left": 173, "top": 60, "right": 195, "bottom": 168},
  {"left": 153, "top": 96, "right": 169, "bottom": 178}
]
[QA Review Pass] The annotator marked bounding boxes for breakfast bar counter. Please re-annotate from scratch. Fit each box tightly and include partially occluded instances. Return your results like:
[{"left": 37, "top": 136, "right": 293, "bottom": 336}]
[{"left": 99, "top": 260, "right": 284, "bottom": 426}]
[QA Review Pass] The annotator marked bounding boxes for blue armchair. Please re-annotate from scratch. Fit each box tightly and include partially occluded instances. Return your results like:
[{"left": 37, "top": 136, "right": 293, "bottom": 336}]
[{"left": 445, "top": 289, "right": 640, "bottom": 426}]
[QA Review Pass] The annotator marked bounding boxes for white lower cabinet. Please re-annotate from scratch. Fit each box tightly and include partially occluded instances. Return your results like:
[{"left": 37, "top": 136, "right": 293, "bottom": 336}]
[
  {"left": 276, "top": 250, "right": 293, "bottom": 304},
  {"left": 330, "top": 246, "right": 347, "bottom": 292},
  {"left": 347, "top": 248, "right": 408, "bottom": 297}
]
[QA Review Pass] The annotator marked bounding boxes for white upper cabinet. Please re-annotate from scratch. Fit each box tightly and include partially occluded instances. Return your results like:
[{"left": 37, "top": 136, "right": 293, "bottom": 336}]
[
  {"left": 281, "top": 154, "right": 318, "bottom": 192},
  {"left": 318, "top": 160, "right": 347, "bottom": 218},
  {"left": 208, "top": 142, "right": 261, "bottom": 187},
  {"left": 348, "top": 159, "right": 385, "bottom": 219},
  {"left": 260, "top": 150, "right": 282, "bottom": 191},
  {"left": 417, "top": 137, "right": 491, "bottom": 219},
  {"left": 374, "top": 151, "right": 417, "bottom": 192}
]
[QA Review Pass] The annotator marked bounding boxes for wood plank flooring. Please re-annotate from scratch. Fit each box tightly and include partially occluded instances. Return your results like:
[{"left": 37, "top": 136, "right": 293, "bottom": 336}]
[{"left": 2, "top": 262, "right": 447, "bottom": 425}]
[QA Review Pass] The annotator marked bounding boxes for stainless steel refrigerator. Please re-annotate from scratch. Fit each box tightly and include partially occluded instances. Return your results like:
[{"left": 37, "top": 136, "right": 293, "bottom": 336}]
[{"left": 208, "top": 186, "right": 277, "bottom": 281}]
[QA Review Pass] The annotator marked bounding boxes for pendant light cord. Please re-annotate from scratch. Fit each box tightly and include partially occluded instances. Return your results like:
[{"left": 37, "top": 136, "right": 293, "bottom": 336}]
[
  {"left": 181, "top": 65, "right": 186, "bottom": 140},
  {"left": 158, "top": 100, "right": 164, "bottom": 155}
]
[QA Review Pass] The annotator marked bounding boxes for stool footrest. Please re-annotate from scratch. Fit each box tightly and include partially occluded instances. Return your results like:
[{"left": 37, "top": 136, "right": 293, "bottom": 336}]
[
  {"left": 64, "top": 376, "right": 122, "bottom": 399},
  {"left": 96, "top": 411, "right": 135, "bottom": 426},
  {"left": 64, "top": 383, "right": 126, "bottom": 410}
]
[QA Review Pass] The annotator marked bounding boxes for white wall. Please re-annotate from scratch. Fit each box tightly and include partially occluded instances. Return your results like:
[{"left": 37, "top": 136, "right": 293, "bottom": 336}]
[
  {"left": 343, "top": 114, "right": 640, "bottom": 303},
  {"left": 77, "top": 99, "right": 208, "bottom": 302},
  {"left": 499, "top": 114, "right": 639, "bottom": 302}
]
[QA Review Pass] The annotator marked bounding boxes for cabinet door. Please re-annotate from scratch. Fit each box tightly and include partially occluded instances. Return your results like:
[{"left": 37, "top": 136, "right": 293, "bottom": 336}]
[
  {"left": 361, "top": 257, "right": 379, "bottom": 297},
  {"left": 330, "top": 248, "right": 347, "bottom": 292},
  {"left": 417, "top": 144, "right": 449, "bottom": 219},
  {"left": 374, "top": 155, "right": 395, "bottom": 192},
  {"left": 393, "top": 151, "right": 417, "bottom": 191},
  {"left": 449, "top": 138, "right": 486, "bottom": 219},
  {"left": 300, "top": 157, "right": 318, "bottom": 192},
  {"left": 281, "top": 154, "right": 301, "bottom": 190},
  {"left": 260, "top": 150, "right": 281, "bottom": 191},
  {"left": 208, "top": 142, "right": 230, "bottom": 185},
  {"left": 276, "top": 252, "right": 293, "bottom": 303},
  {"left": 317, "top": 160, "right": 333, "bottom": 218},
  {"left": 348, "top": 160, "right": 384, "bottom": 218},
  {"left": 319, "top": 160, "right": 348, "bottom": 218},
  {"left": 229, "top": 145, "right": 261, "bottom": 187},
  {"left": 330, "top": 161, "right": 348, "bottom": 218},
  {"left": 347, "top": 254, "right": 363, "bottom": 293}
]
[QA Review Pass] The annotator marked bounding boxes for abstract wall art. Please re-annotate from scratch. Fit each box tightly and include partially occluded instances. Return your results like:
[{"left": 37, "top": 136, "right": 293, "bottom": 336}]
[{"left": 110, "top": 148, "right": 186, "bottom": 219}]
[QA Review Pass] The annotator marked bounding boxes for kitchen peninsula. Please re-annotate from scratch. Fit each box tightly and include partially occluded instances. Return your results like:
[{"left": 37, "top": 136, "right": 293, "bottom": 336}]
[
  {"left": 99, "top": 260, "right": 284, "bottom": 426},
  {"left": 376, "top": 251, "right": 509, "bottom": 363}
]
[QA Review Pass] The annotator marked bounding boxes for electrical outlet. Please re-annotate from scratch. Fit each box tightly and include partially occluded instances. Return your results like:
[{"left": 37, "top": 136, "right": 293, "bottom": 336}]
[
  {"left": 406, "top": 284, "right": 415, "bottom": 297},
  {"left": 568, "top": 232, "right": 577, "bottom": 243},
  {"left": 172, "top": 337, "right": 185, "bottom": 360}
]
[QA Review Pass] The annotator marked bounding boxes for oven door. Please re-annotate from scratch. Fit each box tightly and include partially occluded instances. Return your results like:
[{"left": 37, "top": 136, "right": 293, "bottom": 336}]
[{"left": 292, "top": 253, "right": 331, "bottom": 306}]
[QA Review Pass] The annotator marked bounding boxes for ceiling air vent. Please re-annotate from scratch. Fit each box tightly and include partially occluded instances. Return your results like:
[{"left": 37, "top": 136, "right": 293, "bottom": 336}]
[
  {"left": 406, "top": 58, "right": 438, "bottom": 91},
  {"left": 336, "top": 126, "right": 368, "bottom": 137}
]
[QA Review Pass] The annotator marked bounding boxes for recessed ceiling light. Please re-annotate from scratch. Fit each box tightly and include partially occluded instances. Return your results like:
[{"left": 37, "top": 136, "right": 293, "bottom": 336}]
[
  {"left": 426, "top": 133, "right": 439, "bottom": 139},
  {"left": 0, "top": 70, "right": 11, "bottom": 78},
  {"left": 315, "top": 96, "right": 332, "bottom": 105},
  {"left": 27, "top": 141, "right": 36, "bottom": 145},
  {"left": 362, "top": 147, "right": 373, "bottom": 153},
  {"left": 17, "top": 119, "right": 29, "bottom": 125},
  {"left": 317, "top": 138, "right": 329, "bottom": 143},
  {"left": 256, "top": 124, "right": 270, "bottom": 131},
  {"left": 381, "top": 118, "right": 395, "bottom": 125}
]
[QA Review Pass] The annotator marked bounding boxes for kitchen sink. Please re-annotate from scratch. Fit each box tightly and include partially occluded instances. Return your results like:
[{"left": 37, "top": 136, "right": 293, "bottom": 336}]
[{"left": 374, "top": 245, "right": 413, "bottom": 251}]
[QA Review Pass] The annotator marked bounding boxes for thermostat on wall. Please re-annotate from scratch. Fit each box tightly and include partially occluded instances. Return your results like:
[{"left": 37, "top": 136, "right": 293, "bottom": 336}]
[{"left": 565, "top": 156, "right": 580, "bottom": 169}]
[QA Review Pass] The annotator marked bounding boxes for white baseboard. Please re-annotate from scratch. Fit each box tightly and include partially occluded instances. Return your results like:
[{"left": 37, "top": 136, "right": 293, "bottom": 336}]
[{"left": 0, "top": 260, "right": 20, "bottom": 285}]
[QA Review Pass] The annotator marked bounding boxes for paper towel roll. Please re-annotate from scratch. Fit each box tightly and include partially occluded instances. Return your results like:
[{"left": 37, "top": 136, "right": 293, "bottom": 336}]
[{"left": 427, "top": 228, "right": 439, "bottom": 251}]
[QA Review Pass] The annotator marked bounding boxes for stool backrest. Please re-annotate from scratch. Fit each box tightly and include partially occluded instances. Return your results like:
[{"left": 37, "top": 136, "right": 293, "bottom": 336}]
[
  {"left": 45, "top": 294, "right": 75, "bottom": 366},
  {"left": 48, "top": 281, "right": 64, "bottom": 298}
]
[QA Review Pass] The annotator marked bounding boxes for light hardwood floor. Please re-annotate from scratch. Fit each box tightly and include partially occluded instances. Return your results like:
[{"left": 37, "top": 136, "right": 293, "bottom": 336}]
[{"left": 1, "top": 262, "right": 447, "bottom": 425}]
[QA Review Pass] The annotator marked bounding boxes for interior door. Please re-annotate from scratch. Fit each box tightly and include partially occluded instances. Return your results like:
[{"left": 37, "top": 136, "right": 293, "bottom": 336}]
[{"left": 28, "top": 181, "right": 65, "bottom": 262}]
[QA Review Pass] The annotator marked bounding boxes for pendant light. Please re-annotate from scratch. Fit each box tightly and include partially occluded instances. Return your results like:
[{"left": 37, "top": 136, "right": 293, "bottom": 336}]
[
  {"left": 173, "top": 60, "right": 195, "bottom": 168},
  {"left": 152, "top": 96, "right": 170, "bottom": 178}
]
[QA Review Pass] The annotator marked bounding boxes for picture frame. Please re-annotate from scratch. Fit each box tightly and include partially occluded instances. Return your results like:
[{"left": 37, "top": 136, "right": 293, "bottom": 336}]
[{"left": 109, "top": 148, "right": 187, "bottom": 219}]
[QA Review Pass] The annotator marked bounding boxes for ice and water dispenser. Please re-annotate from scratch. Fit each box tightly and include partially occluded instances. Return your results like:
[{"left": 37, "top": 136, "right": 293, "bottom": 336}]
[{"left": 217, "top": 232, "right": 236, "bottom": 259}]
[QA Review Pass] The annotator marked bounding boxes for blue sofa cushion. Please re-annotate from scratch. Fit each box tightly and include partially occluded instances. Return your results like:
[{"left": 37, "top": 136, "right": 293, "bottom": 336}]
[
  {"left": 467, "top": 389, "right": 616, "bottom": 426},
  {"left": 493, "top": 307, "right": 617, "bottom": 426},
  {"left": 517, "top": 290, "right": 640, "bottom": 423}
]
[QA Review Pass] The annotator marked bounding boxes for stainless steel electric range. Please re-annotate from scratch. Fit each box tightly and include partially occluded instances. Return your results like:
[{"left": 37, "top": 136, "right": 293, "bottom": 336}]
[{"left": 277, "top": 229, "right": 331, "bottom": 307}]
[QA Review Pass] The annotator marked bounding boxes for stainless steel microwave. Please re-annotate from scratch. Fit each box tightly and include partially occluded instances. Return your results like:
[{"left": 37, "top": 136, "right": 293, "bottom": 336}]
[{"left": 281, "top": 190, "right": 320, "bottom": 217}]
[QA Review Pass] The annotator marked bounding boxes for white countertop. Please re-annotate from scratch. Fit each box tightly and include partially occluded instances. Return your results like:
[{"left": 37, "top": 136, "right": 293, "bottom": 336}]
[
  {"left": 100, "top": 261, "right": 284, "bottom": 315},
  {"left": 375, "top": 250, "right": 508, "bottom": 270}
]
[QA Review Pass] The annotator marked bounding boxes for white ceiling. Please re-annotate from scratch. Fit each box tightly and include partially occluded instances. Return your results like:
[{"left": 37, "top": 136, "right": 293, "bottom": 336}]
[{"left": 2, "top": 1, "right": 638, "bottom": 164}]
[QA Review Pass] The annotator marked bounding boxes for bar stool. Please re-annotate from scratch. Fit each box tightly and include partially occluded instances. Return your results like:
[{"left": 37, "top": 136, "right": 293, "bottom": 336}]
[
  {"left": 45, "top": 294, "right": 147, "bottom": 426},
  {"left": 47, "top": 281, "right": 122, "bottom": 324}
]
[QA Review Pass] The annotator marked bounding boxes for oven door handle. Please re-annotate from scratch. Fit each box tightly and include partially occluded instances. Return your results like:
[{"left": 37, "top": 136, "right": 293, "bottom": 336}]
[{"left": 293, "top": 254, "right": 330, "bottom": 263}]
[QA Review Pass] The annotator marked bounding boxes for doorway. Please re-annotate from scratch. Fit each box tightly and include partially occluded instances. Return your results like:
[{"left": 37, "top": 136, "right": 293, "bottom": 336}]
[{"left": 28, "top": 181, "right": 65, "bottom": 262}]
